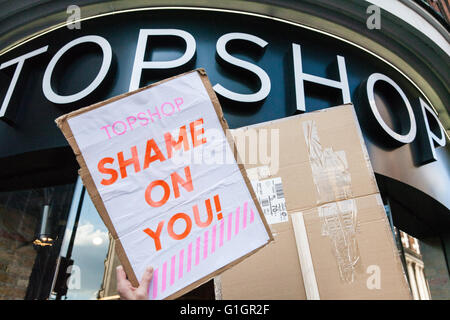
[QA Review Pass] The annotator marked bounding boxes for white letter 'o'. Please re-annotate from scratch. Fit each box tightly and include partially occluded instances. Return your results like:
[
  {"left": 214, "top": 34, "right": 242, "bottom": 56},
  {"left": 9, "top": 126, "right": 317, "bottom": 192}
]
[
  {"left": 366, "top": 73, "right": 417, "bottom": 144},
  {"left": 43, "top": 35, "right": 112, "bottom": 104}
]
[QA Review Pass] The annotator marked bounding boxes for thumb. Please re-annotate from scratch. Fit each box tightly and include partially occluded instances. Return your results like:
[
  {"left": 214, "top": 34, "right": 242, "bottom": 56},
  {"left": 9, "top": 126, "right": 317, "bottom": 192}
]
[{"left": 138, "top": 266, "right": 154, "bottom": 295}]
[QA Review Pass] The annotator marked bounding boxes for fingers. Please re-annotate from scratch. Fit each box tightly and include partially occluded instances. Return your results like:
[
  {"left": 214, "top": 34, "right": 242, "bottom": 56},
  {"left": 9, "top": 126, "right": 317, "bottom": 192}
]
[
  {"left": 116, "top": 265, "right": 128, "bottom": 284},
  {"left": 136, "top": 266, "right": 154, "bottom": 299},
  {"left": 116, "top": 265, "right": 154, "bottom": 300}
]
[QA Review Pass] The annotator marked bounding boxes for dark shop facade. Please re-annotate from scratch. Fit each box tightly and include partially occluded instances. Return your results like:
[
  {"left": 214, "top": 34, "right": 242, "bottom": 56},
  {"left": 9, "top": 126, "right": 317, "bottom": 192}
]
[{"left": 0, "top": 1, "right": 448, "bottom": 300}]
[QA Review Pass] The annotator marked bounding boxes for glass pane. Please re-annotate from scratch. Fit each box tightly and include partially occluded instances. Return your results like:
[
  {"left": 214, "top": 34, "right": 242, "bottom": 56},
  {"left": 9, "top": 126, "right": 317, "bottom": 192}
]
[
  {"left": 0, "top": 183, "right": 75, "bottom": 300},
  {"left": 55, "top": 180, "right": 110, "bottom": 300}
]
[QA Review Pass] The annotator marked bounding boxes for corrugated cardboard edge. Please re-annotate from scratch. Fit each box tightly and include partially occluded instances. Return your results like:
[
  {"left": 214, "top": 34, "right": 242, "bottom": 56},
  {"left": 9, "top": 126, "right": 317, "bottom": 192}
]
[
  {"left": 219, "top": 104, "right": 411, "bottom": 300},
  {"left": 348, "top": 104, "right": 411, "bottom": 299},
  {"left": 55, "top": 68, "right": 273, "bottom": 299},
  {"left": 291, "top": 212, "right": 320, "bottom": 300}
]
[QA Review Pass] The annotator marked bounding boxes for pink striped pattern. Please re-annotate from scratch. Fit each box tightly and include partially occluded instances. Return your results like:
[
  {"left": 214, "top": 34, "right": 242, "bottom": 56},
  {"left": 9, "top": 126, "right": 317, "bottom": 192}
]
[
  {"left": 170, "top": 255, "right": 175, "bottom": 286},
  {"left": 235, "top": 206, "right": 240, "bottom": 235},
  {"left": 195, "top": 236, "right": 201, "bottom": 265},
  {"left": 203, "top": 230, "right": 209, "bottom": 260},
  {"left": 243, "top": 202, "right": 248, "bottom": 229},
  {"left": 151, "top": 200, "right": 257, "bottom": 299},
  {"left": 211, "top": 225, "right": 216, "bottom": 253},
  {"left": 151, "top": 268, "right": 158, "bottom": 299},
  {"left": 219, "top": 219, "right": 224, "bottom": 247},
  {"left": 179, "top": 249, "right": 184, "bottom": 279},
  {"left": 227, "top": 213, "right": 232, "bottom": 241},
  {"left": 162, "top": 262, "right": 167, "bottom": 292},
  {"left": 187, "top": 242, "right": 192, "bottom": 272}
]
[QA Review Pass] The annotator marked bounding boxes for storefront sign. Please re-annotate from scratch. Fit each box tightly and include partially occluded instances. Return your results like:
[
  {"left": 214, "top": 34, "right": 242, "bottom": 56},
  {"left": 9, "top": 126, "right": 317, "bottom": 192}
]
[
  {"left": 0, "top": 29, "right": 446, "bottom": 166},
  {"left": 0, "top": 9, "right": 448, "bottom": 210}
]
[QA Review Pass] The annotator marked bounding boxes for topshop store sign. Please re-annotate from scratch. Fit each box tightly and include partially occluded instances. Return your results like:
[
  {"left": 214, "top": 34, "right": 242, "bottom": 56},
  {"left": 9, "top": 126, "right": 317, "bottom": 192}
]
[{"left": 0, "top": 12, "right": 447, "bottom": 167}]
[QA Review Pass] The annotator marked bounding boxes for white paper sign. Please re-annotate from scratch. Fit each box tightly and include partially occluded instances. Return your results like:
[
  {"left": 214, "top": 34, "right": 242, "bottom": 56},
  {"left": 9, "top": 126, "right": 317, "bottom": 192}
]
[{"left": 66, "top": 71, "right": 271, "bottom": 299}]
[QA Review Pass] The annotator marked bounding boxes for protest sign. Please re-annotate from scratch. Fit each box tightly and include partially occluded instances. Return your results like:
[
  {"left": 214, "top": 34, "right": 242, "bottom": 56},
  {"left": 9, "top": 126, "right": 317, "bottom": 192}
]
[{"left": 55, "top": 69, "right": 273, "bottom": 300}]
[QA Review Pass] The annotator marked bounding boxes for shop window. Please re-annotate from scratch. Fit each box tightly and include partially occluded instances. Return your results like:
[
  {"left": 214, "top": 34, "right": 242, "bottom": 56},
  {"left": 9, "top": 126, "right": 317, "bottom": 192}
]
[
  {"left": 49, "top": 179, "right": 110, "bottom": 300},
  {"left": 0, "top": 183, "right": 75, "bottom": 299},
  {"left": 396, "top": 228, "right": 431, "bottom": 300},
  {"left": 382, "top": 195, "right": 432, "bottom": 300}
]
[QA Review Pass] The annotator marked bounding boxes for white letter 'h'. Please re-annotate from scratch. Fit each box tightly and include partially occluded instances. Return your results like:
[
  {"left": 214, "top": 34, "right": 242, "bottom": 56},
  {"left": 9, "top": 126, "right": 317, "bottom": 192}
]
[{"left": 292, "top": 43, "right": 351, "bottom": 112}]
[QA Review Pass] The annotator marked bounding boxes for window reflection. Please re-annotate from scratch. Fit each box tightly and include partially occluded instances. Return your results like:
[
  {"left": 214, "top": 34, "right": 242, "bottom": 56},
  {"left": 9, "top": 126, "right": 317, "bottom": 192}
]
[
  {"left": 0, "top": 176, "right": 212, "bottom": 300},
  {"left": 0, "top": 183, "right": 75, "bottom": 300},
  {"left": 51, "top": 178, "right": 110, "bottom": 300}
]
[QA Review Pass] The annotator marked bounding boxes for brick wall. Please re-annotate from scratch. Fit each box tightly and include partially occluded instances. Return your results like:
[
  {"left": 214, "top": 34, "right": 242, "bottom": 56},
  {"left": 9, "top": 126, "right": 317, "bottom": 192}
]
[
  {"left": 0, "top": 205, "right": 38, "bottom": 300},
  {"left": 425, "top": 0, "right": 450, "bottom": 23}
]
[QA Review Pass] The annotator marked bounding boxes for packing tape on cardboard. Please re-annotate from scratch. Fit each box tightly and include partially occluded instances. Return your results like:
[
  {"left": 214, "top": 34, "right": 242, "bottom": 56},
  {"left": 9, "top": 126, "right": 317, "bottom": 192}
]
[
  {"left": 302, "top": 120, "right": 360, "bottom": 284},
  {"left": 317, "top": 200, "right": 360, "bottom": 283},
  {"left": 246, "top": 166, "right": 272, "bottom": 181},
  {"left": 302, "top": 120, "right": 352, "bottom": 204},
  {"left": 291, "top": 211, "right": 321, "bottom": 300}
]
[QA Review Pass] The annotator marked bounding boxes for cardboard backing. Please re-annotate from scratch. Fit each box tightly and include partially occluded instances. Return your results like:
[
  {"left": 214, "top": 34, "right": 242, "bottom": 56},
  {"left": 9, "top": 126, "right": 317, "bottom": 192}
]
[
  {"left": 55, "top": 69, "right": 273, "bottom": 299},
  {"left": 218, "top": 104, "right": 412, "bottom": 300}
]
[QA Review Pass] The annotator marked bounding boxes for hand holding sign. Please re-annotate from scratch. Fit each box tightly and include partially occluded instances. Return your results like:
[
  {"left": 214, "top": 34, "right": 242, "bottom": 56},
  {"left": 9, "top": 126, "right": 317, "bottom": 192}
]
[
  {"left": 116, "top": 265, "right": 153, "bottom": 300},
  {"left": 56, "top": 69, "right": 272, "bottom": 300}
]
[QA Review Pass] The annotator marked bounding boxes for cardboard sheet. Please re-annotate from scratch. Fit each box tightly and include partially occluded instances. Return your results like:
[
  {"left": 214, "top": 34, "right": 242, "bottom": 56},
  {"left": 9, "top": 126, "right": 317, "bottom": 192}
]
[
  {"left": 219, "top": 104, "right": 411, "bottom": 300},
  {"left": 55, "top": 69, "right": 272, "bottom": 300}
]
